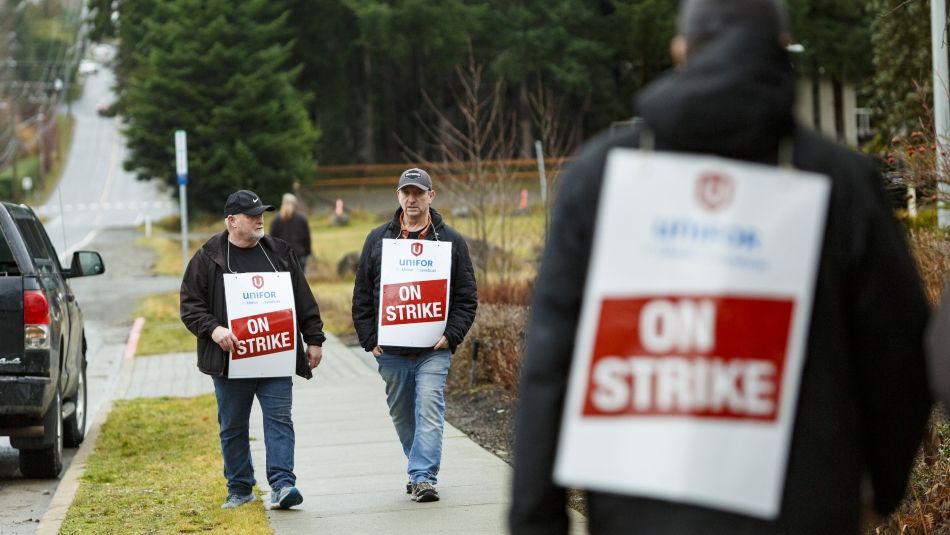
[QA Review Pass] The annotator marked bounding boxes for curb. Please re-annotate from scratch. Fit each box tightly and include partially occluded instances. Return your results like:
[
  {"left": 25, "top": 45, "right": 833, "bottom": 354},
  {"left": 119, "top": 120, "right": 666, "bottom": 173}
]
[{"left": 35, "top": 317, "right": 144, "bottom": 534}]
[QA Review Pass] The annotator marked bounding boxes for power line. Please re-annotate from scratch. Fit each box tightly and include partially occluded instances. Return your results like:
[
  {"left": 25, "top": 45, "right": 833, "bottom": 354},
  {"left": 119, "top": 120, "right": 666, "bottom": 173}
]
[{"left": 0, "top": 0, "right": 85, "bottom": 174}]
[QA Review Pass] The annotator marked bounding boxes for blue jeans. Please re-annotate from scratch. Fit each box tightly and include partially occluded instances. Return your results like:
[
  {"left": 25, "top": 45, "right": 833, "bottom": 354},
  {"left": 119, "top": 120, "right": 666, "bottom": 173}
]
[
  {"left": 212, "top": 376, "right": 296, "bottom": 495},
  {"left": 376, "top": 349, "right": 451, "bottom": 485}
]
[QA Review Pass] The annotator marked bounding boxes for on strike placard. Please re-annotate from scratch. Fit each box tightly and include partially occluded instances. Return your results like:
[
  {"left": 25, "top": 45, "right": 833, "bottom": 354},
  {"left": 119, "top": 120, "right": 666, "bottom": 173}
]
[
  {"left": 585, "top": 296, "right": 793, "bottom": 421},
  {"left": 377, "top": 239, "right": 452, "bottom": 348},
  {"left": 553, "top": 150, "right": 830, "bottom": 519},
  {"left": 223, "top": 272, "right": 297, "bottom": 378}
]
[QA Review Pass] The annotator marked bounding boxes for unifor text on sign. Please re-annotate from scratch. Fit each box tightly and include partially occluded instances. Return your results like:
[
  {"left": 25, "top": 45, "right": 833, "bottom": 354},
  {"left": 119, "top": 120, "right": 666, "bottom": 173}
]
[
  {"left": 553, "top": 150, "right": 830, "bottom": 519},
  {"left": 223, "top": 272, "right": 297, "bottom": 378},
  {"left": 377, "top": 239, "right": 452, "bottom": 347}
]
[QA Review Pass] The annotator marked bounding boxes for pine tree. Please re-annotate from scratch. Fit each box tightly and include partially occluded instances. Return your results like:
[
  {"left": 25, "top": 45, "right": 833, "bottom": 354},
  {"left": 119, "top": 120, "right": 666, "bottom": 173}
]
[
  {"left": 786, "top": 0, "right": 873, "bottom": 82},
  {"left": 609, "top": 0, "right": 678, "bottom": 120},
  {"left": 122, "top": 0, "right": 316, "bottom": 213},
  {"left": 867, "top": 0, "right": 935, "bottom": 143},
  {"left": 86, "top": 0, "right": 115, "bottom": 42}
]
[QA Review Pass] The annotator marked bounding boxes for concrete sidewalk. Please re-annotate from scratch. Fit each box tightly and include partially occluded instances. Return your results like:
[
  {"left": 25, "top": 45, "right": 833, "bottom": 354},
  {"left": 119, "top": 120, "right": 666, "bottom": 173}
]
[{"left": 118, "top": 333, "right": 586, "bottom": 534}]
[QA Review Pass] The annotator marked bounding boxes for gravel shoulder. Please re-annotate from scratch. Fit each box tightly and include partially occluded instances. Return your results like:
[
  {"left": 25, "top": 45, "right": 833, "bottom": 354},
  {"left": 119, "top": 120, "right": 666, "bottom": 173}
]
[
  {"left": 445, "top": 385, "right": 517, "bottom": 465},
  {"left": 445, "top": 382, "right": 588, "bottom": 516}
]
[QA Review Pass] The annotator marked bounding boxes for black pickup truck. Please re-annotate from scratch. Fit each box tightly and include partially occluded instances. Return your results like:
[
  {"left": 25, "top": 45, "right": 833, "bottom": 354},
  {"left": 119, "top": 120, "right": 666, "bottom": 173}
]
[{"left": 0, "top": 202, "right": 104, "bottom": 478}]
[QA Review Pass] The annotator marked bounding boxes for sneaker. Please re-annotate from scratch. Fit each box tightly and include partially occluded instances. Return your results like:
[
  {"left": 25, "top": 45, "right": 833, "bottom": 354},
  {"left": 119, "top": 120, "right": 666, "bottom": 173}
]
[
  {"left": 411, "top": 481, "right": 439, "bottom": 503},
  {"left": 271, "top": 486, "right": 303, "bottom": 509},
  {"left": 221, "top": 492, "right": 255, "bottom": 509}
]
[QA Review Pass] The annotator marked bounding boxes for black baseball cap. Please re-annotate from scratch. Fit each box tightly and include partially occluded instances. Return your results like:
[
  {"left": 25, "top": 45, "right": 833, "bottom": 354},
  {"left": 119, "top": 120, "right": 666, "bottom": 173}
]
[
  {"left": 397, "top": 168, "right": 433, "bottom": 192},
  {"left": 223, "top": 190, "right": 275, "bottom": 216}
]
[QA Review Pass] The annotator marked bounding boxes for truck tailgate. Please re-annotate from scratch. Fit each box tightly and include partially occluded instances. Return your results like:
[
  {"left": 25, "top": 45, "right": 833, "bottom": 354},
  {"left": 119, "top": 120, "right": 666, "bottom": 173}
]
[{"left": 0, "top": 277, "right": 24, "bottom": 373}]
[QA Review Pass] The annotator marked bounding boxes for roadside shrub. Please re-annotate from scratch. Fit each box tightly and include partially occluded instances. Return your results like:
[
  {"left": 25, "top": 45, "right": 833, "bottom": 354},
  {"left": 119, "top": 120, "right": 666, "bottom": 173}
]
[
  {"left": 908, "top": 229, "right": 950, "bottom": 306},
  {"left": 900, "top": 208, "right": 939, "bottom": 233},
  {"left": 478, "top": 279, "right": 534, "bottom": 305},
  {"left": 869, "top": 230, "right": 950, "bottom": 534},
  {"left": 449, "top": 303, "right": 529, "bottom": 392}
]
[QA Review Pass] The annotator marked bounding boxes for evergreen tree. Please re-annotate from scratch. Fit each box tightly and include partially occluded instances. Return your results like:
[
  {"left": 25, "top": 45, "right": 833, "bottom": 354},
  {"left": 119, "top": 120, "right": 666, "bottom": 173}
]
[
  {"left": 342, "top": 0, "right": 487, "bottom": 162},
  {"left": 114, "top": 0, "right": 165, "bottom": 93},
  {"left": 122, "top": 0, "right": 316, "bottom": 213},
  {"left": 86, "top": 0, "right": 115, "bottom": 42},
  {"left": 786, "top": 0, "right": 873, "bottom": 82},
  {"left": 13, "top": 0, "right": 73, "bottom": 85},
  {"left": 283, "top": 0, "right": 360, "bottom": 164},
  {"left": 867, "top": 0, "right": 935, "bottom": 143},
  {"left": 609, "top": 0, "right": 677, "bottom": 122}
]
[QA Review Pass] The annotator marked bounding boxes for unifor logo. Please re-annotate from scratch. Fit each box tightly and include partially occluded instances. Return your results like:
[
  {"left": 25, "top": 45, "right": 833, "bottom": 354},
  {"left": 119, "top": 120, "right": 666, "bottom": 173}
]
[
  {"left": 411, "top": 242, "right": 424, "bottom": 257},
  {"left": 252, "top": 275, "right": 264, "bottom": 289},
  {"left": 696, "top": 172, "right": 735, "bottom": 212}
]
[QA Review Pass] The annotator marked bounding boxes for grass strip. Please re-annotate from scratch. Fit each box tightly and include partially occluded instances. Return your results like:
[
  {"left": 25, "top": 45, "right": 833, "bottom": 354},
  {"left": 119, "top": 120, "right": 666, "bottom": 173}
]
[
  {"left": 131, "top": 207, "right": 544, "bottom": 344},
  {"left": 312, "top": 280, "right": 357, "bottom": 338},
  {"left": 60, "top": 394, "right": 271, "bottom": 535},
  {"left": 134, "top": 291, "right": 194, "bottom": 356}
]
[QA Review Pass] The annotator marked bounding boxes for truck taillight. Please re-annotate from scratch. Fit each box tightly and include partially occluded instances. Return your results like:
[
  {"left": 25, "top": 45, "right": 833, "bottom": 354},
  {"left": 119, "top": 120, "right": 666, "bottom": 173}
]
[{"left": 23, "top": 290, "right": 50, "bottom": 349}]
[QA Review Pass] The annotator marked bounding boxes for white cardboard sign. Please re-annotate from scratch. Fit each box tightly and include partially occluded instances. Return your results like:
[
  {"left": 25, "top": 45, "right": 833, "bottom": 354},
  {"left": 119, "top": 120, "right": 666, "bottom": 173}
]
[
  {"left": 553, "top": 149, "right": 830, "bottom": 519},
  {"left": 223, "top": 272, "right": 297, "bottom": 378},
  {"left": 377, "top": 239, "right": 452, "bottom": 348}
]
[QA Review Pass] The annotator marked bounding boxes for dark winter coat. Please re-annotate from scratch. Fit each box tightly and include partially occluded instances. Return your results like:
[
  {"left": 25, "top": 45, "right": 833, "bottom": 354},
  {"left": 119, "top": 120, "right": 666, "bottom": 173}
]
[
  {"left": 179, "top": 231, "right": 326, "bottom": 379},
  {"left": 269, "top": 211, "right": 312, "bottom": 259},
  {"left": 510, "top": 27, "right": 931, "bottom": 535},
  {"left": 352, "top": 207, "right": 477, "bottom": 355}
]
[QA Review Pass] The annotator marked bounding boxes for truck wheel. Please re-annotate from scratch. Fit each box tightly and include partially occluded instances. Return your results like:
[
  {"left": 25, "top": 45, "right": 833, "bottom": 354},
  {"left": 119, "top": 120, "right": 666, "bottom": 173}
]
[
  {"left": 64, "top": 360, "right": 87, "bottom": 447},
  {"left": 19, "top": 390, "right": 64, "bottom": 478}
]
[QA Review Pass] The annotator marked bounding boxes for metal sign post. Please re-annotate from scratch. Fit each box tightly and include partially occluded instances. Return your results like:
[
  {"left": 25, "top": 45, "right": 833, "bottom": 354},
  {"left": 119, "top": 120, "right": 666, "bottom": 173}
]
[
  {"left": 932, "top": 0, "right": 950, "bottom": 228},
  {"left": 175, "top": 130, "right": 189, "bottom": 271},
  {"left": 535, "top": 140, "right": 550, "bottom": 243},
  {"left": 535, "top": 140, "right": 548, "bottom": 206}
]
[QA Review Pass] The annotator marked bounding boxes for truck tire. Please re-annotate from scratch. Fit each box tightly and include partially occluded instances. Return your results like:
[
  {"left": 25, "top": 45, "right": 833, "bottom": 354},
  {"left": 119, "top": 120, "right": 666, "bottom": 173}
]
[
  {"left": 19, "top": 389, "right": 64, "bottom": 478},
  {"left": 64, "top": 360, "right": 87, "bottom": 447}
]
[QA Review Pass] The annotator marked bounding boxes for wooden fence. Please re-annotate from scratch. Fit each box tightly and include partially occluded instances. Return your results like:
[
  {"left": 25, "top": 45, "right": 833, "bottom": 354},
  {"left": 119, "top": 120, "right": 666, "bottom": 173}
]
[{"left": 311, "top": 158, "right": 569, "bottom": 187}]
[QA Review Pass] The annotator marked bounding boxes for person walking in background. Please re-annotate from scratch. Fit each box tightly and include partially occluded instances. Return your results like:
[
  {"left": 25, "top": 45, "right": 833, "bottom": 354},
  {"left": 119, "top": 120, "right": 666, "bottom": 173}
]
[
  {"left": 351, "top": 168, "right": 477, "bottom": 503},
  {"left": 509, "top": 1, "right": 931, "bottom": 533},
  {"left": 270, "top": 193, "right": 312, "bottom": 272},
  {"left": 180, "top": 189, "right": 325, "bottom": 511}
]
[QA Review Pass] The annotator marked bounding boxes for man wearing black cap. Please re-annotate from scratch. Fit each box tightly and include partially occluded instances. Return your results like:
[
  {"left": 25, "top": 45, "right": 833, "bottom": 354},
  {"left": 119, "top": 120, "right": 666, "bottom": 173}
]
[
  {"left": 180, "top": 189, "right": 325, "bottom": 511},
  {"left": 510, "top": 1, "right": 930, "bottom": 533},
  {"left": 352, "top": 168, "right": 477, "bottom": 503}
]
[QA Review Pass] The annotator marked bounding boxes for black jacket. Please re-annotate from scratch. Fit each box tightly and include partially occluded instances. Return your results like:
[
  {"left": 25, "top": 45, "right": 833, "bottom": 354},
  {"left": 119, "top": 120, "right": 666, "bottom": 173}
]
[
  {"left": 510, "top": 27, "right": 931, "bottom": 535},
  {"left": 352, "top": 207, "right": 477, "bottom": 355},
  {"left": 180, "top": 231, "right": 326, "bottom": 379},
  {"left": 270, "top": 211, "right": 312, "bottom": 258}
]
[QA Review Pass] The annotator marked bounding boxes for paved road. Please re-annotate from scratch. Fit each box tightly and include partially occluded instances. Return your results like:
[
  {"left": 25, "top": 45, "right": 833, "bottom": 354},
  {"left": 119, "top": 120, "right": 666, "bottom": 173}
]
[
  {"left": 0, "top": 49, "right": 178, "bottom": 534},
  {"left": 34, "top": 61, "right": 176, "bottom": 257}
]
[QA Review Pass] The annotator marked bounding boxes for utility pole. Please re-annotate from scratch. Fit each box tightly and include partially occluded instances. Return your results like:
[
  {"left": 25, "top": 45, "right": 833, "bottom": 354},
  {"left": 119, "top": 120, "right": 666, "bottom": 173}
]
[
  {"left": 175, "top": 130, "right": 189, "bottom": 272},
  {"left": 11, "top": 97, "right": 18, "bottom": 201},
  {"left": 933, "top": 0, "right": 950, "bottom": 228},
  {"left": 11, "top": 138, "right": 17, "bottom": 201},
  {"left": 36, "top": 109, "right": 44, "bottom": 190}
]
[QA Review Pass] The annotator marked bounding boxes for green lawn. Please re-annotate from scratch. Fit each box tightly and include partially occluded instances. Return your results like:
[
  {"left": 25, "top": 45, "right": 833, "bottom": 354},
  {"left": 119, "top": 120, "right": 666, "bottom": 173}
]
[
  {"left": 134, "top": 291, "right": 194, "bottom": 356},
  {"left": 60, "top": 200, "right": 543, "bottom": 533},
  {"left": 60, "top": 395, "right": 272, "bottom": 535},
  {"left": 305, "top": 210, "right": 378, "bottom": 281},
  {"left": 132, "top": 207, "right": 544, "bottom": 349}
]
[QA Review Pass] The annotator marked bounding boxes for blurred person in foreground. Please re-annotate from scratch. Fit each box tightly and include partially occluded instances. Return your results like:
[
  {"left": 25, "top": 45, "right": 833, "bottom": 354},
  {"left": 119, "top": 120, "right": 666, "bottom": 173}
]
[
  {"left": 180, "top": 190, "right": 325, "bottom": 511},
  {"left": 270, "top": 193, "right": 312, "bottom": 272},
  {"left": 351, "top": 168, "right": 477, "bottom": 503},
  {"left": 509, "top": 1, "right": 931, "bottom": 533}
]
